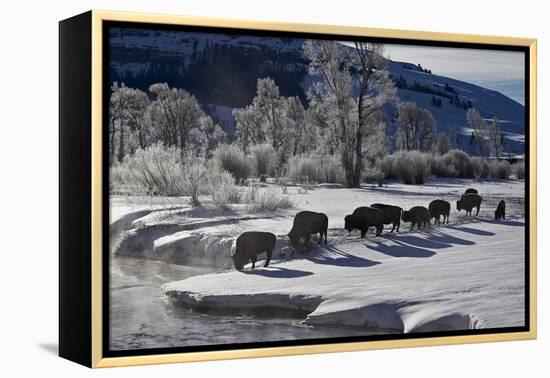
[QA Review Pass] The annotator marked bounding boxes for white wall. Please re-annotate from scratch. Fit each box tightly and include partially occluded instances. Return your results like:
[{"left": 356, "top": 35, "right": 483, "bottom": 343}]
[{"left": 1, "top": 0, "right": 547, "bottom": 376}]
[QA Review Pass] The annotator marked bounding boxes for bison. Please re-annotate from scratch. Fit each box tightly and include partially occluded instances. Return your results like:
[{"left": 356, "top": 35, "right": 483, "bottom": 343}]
[
  {"left": 402, "top": 206, "right": 431, "bottom": 230},
  {"left": 495, "top": 200, "right": 506, "bottom": 220},
  {"left": 464, "top": 188, "right": 478, "bottom": 195},
  {"left": 457, "top": 193, "right": 482, "bottom": 217},
  {"left": 344, "top": 207, "right": 383, "bottom": 238},
  {"left": 232, "top": 231, "right": 276, "bottom": 270},
  {"left": 371, "top": 203, "right": 403, "bottom": 233},
  {"left": 428, "top": 199, "right": 451, "bottom": 225},
  {"left": 288, "top": 211, "right": 328, "bottom": 250}
]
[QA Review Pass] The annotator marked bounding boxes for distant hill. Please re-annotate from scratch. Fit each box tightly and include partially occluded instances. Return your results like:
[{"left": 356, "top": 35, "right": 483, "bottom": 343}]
[{"left": 109, "top": 27, "right": 525, "bottom": 156}]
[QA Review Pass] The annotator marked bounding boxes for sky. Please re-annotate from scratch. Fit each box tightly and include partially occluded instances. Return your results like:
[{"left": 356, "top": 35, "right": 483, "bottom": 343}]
[{"left": 382, "top": 44, "right": 525, "bottom": 105}]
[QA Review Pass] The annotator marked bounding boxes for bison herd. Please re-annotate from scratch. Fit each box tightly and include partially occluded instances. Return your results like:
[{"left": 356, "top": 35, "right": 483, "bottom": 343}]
[{"left": 231, "top": 187, "right": 507, "bottom": 270}]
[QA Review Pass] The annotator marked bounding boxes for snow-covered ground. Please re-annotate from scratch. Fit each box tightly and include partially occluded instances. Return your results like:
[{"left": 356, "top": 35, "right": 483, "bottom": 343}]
[
  {"left": 111, "top": 177, "right": 525, "bottom": 337},
  {"left": 163, "top": 218, "right": 525, "bottom": 332}
]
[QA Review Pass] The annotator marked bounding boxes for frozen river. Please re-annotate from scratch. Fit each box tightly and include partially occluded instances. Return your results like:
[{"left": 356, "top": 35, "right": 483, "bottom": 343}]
[{"left": 109, "top": 252, "right": 377, "bottom": 351}]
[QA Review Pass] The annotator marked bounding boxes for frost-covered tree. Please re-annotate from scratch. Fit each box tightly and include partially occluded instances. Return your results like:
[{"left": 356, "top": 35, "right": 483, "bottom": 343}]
[
  {"left": 234, "top": 78, "right": 295, "bottom": 162},
  {"left": 304, "top": 40, "right": 396, "bottom": 187},
  {"left": 362, "top": 110, "right": 388, "bottom": 164},
  {"left": 395, "top": 102, "right": 437, "bottom": 152},
  {"left": 109, "top": 82, "right": 132, "bottom": 162},
  {"left": 435, "top": 132, "right": 452, "bottom": 155},
  {"left": 418, "top": 109, "right": 437, "bottom": 152},
  {"left": 285, "top": 96, "right": 308, "bottom": 156},
  {"left": 305, "top": 91, "right": 334, "bottom": 154},
  {"left": 395, "top": 101, "right": 417, "bottom": 151},
  {"left": 109, "top": 83, "right": 155, "bottom": 161},
  {"left": 253, "top": 78, "right": 288, "bottom": 153},
  {"left": 347, "top": 42, "right": 397, "bottom": 184},
  {"left": 304, "top": 41, "right": 355, "bottom": 186},
  {"left": 488, "top": 116, "right": 502, "bottom": 159},
  {"left": 149, "top": 83, "right": 205, "bottom": 155},
  {"left": 466, "top": 108, "right": 488, "bottom": 157},
  {"left": 124, "top": 87, "right": 151, "bottom": 151},
  {"left": 233, "top": 104, "right": 265, "bottom": 151},
  {"left": 189, "top": 116, "right": 225, "bottom": 157}
]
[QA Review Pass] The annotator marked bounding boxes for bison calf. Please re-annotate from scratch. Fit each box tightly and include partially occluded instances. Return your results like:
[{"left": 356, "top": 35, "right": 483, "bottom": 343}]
[
  {"left": 402, "top": 206, "right": 431, "bottom": 230},
  {"left": 344, "top": 206, "right": 383, "bottom": 238},
  {"left": 464, "top": 188, "right": 478, "bottom": 195},
  {"left": 232, "top": 231, "right": 276, "bottom": 270},
  {"left": 457, "top": 193, "right": 482, "bottom": 217},
  {"left": 495, "top": 200, "right": 506, "bottom": 220},
  {"left": 371, "top": 203, "right": 402, "bottom": 233},
  {"left": 428, "top": 199, "right": 451, "bottom": 225},
  {"left": 288, "top": 211, "right": 328, "bottom": 250}
]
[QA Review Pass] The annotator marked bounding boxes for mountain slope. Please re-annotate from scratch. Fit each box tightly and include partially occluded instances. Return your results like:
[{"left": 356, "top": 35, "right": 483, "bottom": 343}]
[{"left": 108, "top": 27, "right": 525, "bottom": 155}]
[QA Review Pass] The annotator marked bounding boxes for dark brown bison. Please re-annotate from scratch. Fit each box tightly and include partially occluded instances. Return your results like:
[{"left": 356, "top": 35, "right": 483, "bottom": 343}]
[
  {"left": 495, "top": 200, "right": 506, "bottom": 220},
  {"left": 232, "top": 231, "right": 276, "bottom": 270},
  {"left": 371, "top": 203, "right": 403, "bottom": 233},
  {"left": 402, "top": 206, "right": 431, "bottom": 230},
  {"left": 464, "top": 188, "right": 478, "bottom": 195},
  {"left": 288, "top": 211, "right": 328, "bottom": 250},
  {"left": 457, "top": 193, "right": 482, "bottom": 216},
  {"left": 344, "top": 207, "right": 383, "bottom": 238},
  {"left": 428, "top": 199, "right": 451, "bottom": 225}
]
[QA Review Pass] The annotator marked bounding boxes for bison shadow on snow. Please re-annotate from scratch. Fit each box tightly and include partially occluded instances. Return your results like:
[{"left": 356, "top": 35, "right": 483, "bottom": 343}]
[
  {"left": 420, "top": 229, "right": 475, "bottom": 246},
  {"left": 388, "top": 234, "right": 451, "bottom": 250},
  {"left": 446, "top": 225, "right": 495, "bottom": 236},
  {"left": 375, "top": 228, "right": 476, "bottom": 255},
  {"left": 306, "top": 245, "right": 381, "bottom": 268},
  {"left": 479, "top": 218, "right": 525, "bottom": 227},
  {"left": 240, "top": 266, "right": 314, "bottom": 278},
  {"left": 368, "top": 239, "right": 436, "bottom": 258}
]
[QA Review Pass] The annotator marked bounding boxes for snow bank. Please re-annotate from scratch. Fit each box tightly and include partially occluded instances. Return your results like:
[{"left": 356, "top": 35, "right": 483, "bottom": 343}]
[
  {"left": 167, "top": 290, "right": 324, "bottom": 317},
  {"left": 115, "top": 223, "right": 294, "bottom": 268}
]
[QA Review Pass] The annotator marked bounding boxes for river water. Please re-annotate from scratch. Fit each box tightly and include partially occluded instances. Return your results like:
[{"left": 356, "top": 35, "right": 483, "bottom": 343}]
[{"left": 109, "top": 254, "right": 370, "bottom": 351}]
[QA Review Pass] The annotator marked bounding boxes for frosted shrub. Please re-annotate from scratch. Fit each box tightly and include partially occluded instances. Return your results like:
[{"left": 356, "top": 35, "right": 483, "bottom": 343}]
[
  {"left": 109, "top": 163, "right": 133, "bottom": 195},
  {"left": 319, "top": 155, "right": 346, "bottom": 184},
  {"left": 286, "top": 154, "right": 346, "bottom": 185},
  {"left": 471, "top": 157, "right": 490, "bottom": 180},
  {"left": 181, "top": 156, "right": 207, "bottom": 207},
  {"left": 378, "top": 155, "right": 395, "bottom": 179},
  {"left": 250, "top": 143, "right": 277, "bottom": 178},
  {"left": 362, "top": 167, "right": 384, "bottom": 187},
  {"left": 206, "top": 168, "right": 240, "bottom": 208},
  {"left": 244, "top": 184, "right": 294, "bottom": 213},
  {"left": 243, "top": 184, "right": 257, "bottom": 207},
  {"left": 212, "top": 144, "right": 250, "bottom": 183},
  {"left": 287, "top": 155, "right": 319, "bottom": 184},
  {"left": 432, "top": 149, "right": 473, "bottom": 178},
  {"left": 393, "top": 150, "right": 431, "bottom": 185},
  {"left": 512, "top": 161, "right": 525, "bottom": 180},
  {"left": 111, "top": 144, "right": 184, "bottom": 196},
  {"left": 489, "top": 160, "right": 512, "bottom": 179}
]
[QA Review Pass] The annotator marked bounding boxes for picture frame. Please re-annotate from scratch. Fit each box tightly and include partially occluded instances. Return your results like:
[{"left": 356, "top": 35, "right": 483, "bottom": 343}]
[{"left": 59, "top": 10, "right": 537, "bottom": 368}]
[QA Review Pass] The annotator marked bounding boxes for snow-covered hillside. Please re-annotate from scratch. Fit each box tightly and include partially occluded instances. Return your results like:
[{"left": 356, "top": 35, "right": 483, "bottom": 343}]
[
  {"left": 109, "top": 28, "right": 525, "bottom": 155},
  {"left": 387, "top": 61, "right": 525, "bottom": 153}
]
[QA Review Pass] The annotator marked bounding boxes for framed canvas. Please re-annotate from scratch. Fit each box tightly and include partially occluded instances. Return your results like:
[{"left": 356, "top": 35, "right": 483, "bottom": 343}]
[{"left": 59, "top": 10, "right": 537, "bottom": 368}]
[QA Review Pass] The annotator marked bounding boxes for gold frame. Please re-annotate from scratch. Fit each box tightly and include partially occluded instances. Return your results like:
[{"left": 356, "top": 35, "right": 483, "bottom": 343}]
[{"left": 90, "top": 9, "right": 537, "bottom": 368}]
